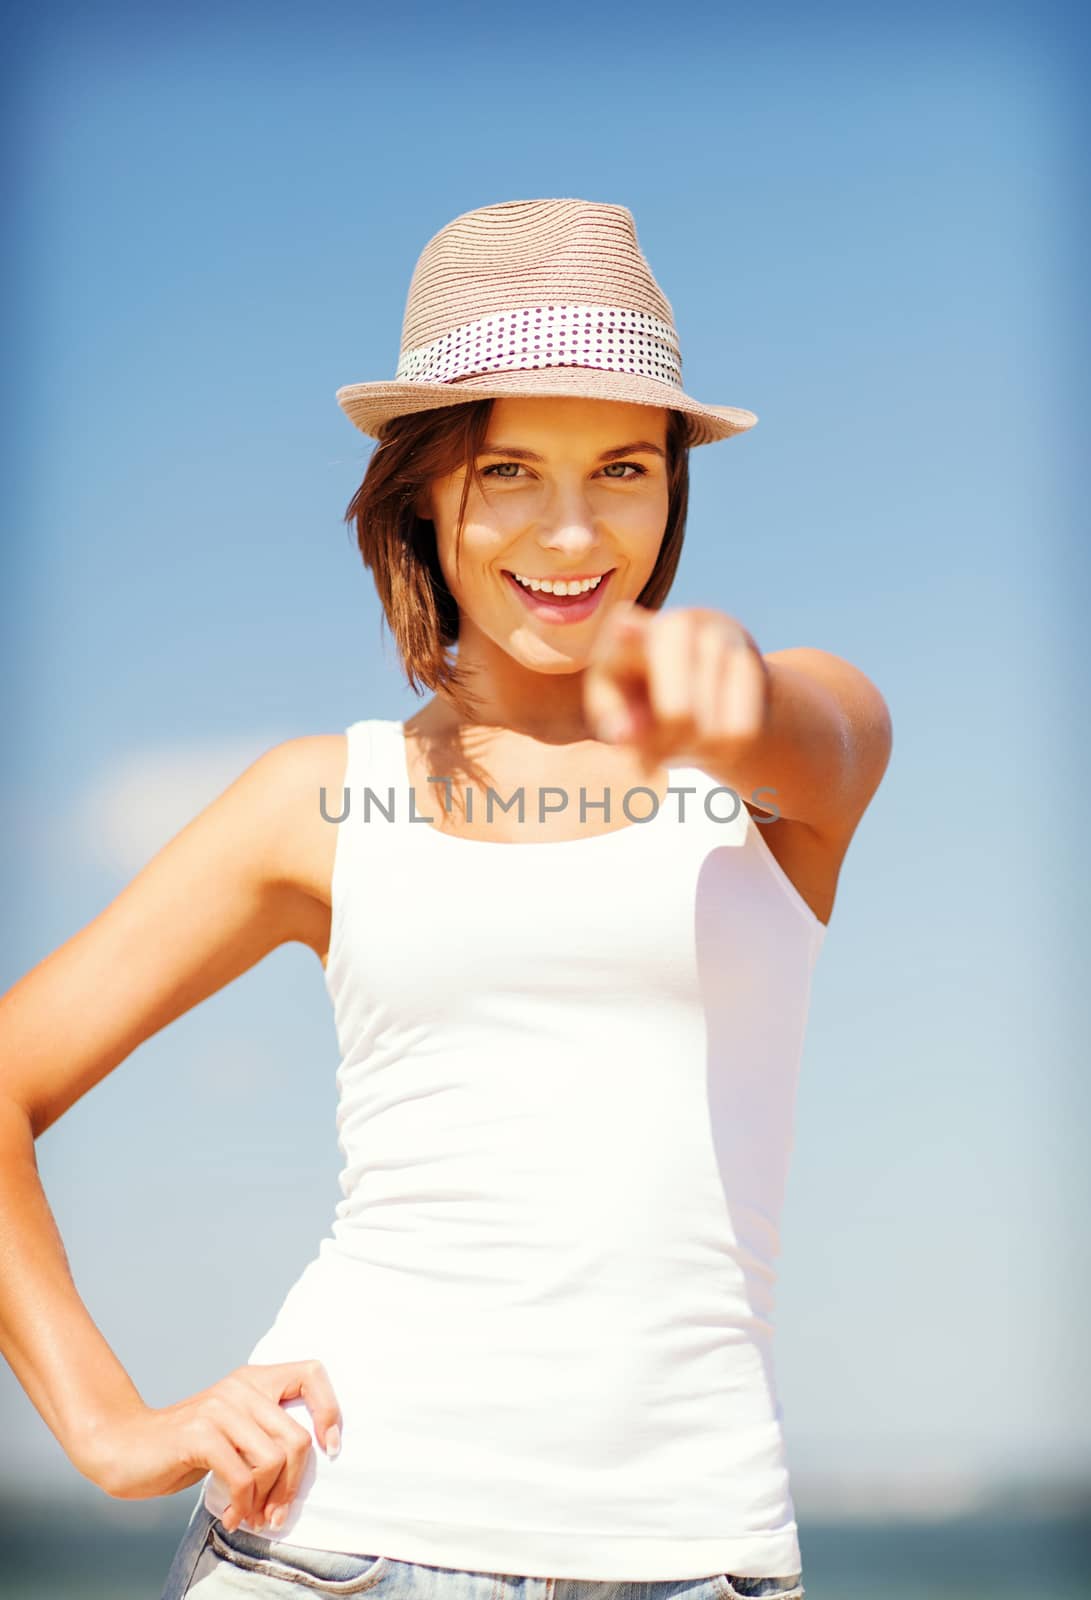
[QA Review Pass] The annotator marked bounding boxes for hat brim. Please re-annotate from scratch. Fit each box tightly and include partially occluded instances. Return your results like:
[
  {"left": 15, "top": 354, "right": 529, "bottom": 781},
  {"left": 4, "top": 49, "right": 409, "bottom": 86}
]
[{"left": 335, "top": 367, "right": 757, "bottom": 448}]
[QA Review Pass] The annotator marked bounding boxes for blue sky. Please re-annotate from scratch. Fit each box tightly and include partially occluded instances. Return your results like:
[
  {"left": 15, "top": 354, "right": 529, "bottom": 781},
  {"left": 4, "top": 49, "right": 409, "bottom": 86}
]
[{"left": 3, "top": 0, "right": 1087, "bottom": 1514}]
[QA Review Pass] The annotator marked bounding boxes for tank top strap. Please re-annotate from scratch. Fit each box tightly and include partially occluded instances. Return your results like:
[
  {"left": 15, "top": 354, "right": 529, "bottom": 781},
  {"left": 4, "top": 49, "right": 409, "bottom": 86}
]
[
  {"left": 365, "top": 717, "right": 417, "bottom": 833},
  {"left": 347, "top": 717, "right": 402, "bottom": 810},
  {"left": 324, "top": 719, "right": 405, "bottom": 991}
]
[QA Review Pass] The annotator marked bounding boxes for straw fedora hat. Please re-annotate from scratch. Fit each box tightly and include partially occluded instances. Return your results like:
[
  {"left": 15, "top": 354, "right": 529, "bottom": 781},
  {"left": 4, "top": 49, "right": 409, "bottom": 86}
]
[{"left": 335, "top": 198, "right": 758, "bottom": 449}]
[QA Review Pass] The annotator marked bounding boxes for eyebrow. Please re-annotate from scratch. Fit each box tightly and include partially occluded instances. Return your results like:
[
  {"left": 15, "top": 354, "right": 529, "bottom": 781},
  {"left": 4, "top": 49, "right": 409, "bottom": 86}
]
[{"left": 477, "top": 441, "right": 666, "bottom": 463}]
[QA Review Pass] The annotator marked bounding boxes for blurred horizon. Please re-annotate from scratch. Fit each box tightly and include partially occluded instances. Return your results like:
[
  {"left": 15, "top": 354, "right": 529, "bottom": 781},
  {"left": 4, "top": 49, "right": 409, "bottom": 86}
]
[{"left": 3, "top": 1463, "right": 1089, "bottom": 1522}]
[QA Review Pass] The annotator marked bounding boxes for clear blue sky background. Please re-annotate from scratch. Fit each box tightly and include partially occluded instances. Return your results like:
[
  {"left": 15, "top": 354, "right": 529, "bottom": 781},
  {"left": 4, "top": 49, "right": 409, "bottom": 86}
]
[{"left": 3, "top": 0, "right": 1087, "bottom": 1516}]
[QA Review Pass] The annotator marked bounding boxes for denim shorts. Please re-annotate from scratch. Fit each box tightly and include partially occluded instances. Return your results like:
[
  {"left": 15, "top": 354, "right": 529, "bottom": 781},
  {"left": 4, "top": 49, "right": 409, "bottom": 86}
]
[{"left": 158, "top": 1495, "right": 805, "bottom": 1600}]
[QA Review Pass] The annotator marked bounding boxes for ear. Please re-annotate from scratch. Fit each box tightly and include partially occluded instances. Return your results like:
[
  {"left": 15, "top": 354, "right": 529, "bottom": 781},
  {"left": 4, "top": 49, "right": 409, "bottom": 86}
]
[{"left": 413, "top": 487, "right": 433, "bottom": 521}]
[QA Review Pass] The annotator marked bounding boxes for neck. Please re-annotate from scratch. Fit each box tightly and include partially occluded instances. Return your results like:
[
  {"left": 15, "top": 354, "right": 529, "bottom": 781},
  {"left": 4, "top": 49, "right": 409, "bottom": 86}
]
[{"left": 427, "top": 621, "right": 597, "bottom": 744}]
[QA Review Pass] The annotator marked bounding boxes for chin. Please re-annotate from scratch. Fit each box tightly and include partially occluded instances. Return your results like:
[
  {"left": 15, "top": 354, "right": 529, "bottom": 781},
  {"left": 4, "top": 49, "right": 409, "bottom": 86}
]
[{"left": 517, "top": 653, "right": 588, "bottom": 675}]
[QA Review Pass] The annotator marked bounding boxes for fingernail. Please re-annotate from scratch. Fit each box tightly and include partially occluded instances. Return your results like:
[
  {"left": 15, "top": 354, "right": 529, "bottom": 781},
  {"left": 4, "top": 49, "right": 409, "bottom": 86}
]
[
  {"left": 326, "top": 1424, "right": 341, "bottom": 1458},
  {"left": 269, "top": 1507, "right": 285, "bottom": 1530}
]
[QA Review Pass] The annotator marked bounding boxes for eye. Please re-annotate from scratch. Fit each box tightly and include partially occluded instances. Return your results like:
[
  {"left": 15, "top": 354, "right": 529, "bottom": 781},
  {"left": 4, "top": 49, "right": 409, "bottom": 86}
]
[{"left": 480, "top": 461, "right": 649, "bottom": 481}]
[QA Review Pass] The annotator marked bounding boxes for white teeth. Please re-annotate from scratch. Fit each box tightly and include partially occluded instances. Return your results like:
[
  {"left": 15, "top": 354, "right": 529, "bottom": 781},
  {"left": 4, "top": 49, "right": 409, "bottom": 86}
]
[{"left": 511, "top": 572, "right": 605, "bottom": 595}]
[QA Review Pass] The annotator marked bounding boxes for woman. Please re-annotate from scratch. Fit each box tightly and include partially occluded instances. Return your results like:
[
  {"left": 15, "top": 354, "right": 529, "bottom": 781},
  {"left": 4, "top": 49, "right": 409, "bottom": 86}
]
[{"left": 0, "top": 199, "right": 891, "bottom": 1599}]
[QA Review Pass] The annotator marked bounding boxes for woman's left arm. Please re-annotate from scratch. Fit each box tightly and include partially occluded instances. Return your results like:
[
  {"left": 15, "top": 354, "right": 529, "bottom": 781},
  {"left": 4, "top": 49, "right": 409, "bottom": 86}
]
[{"left": 720, "top": 645, "right": 894, "bottom": 833}]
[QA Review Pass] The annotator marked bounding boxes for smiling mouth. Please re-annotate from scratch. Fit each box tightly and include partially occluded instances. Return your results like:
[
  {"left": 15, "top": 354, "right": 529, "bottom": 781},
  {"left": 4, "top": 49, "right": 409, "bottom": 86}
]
[
  {"left": 501, "top": 567, "right": 616, "bottom": 618},
  {"left": 504, "top": 569, "right": 614, "bottom": 594}
]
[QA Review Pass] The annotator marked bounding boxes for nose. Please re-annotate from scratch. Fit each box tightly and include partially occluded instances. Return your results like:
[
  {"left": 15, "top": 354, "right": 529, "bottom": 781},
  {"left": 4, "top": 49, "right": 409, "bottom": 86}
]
[{"left": 535, "top": 481, "right": 603, "bottom": 559}]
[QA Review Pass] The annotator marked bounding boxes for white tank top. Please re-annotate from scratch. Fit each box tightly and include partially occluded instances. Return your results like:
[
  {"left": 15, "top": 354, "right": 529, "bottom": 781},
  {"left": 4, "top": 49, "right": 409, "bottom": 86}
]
[{"left": 203, "top": 716, "right": 827, "bottom": 1581}]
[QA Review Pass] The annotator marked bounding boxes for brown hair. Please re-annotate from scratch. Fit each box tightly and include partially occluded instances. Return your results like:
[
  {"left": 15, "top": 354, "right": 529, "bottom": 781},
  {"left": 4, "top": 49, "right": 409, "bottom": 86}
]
[{"left": 343, "top": 399, "right": 691, "bottom": 719}]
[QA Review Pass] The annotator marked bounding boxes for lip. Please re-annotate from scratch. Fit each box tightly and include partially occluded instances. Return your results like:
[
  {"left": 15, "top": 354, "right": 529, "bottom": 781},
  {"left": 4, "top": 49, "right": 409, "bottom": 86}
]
[
  {"left": 502, "top": 568, "right": 615, "bottom": 623},
  {"left": 509, "top": 571, "right": 610, "bottom": 583}
]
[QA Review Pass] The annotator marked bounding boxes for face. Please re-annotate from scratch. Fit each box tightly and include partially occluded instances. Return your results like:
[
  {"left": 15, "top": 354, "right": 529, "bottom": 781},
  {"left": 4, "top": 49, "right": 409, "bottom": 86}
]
[{"left": 416, "top": 396, "right": 671, "bottom": 675}]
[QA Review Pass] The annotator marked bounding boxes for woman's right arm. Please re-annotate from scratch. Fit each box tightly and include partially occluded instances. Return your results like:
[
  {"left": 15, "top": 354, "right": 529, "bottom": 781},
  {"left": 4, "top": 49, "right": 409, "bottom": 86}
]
[{"left": 0, "top": 733, "right": 346, "bottom": 1532}]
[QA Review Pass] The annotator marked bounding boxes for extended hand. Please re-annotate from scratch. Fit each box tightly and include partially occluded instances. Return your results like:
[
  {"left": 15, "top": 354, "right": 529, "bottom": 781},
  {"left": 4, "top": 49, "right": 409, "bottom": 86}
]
[{"left": 583, "top": 600, "right": 769, "bottom": 769}]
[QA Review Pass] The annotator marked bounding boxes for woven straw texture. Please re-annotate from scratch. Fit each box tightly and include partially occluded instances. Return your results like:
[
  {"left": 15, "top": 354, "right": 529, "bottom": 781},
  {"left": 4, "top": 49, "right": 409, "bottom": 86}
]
[{"left": 336, "top": 199, "right": 758, "bottom": 448}]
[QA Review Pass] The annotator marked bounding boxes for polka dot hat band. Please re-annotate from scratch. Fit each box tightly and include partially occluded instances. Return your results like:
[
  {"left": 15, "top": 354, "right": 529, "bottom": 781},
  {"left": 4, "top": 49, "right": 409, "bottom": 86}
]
[{"left": 335, "top": 198, "right": 758, "bottom": 449}]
